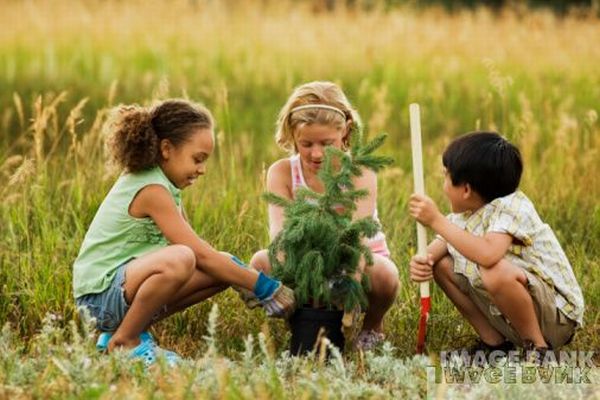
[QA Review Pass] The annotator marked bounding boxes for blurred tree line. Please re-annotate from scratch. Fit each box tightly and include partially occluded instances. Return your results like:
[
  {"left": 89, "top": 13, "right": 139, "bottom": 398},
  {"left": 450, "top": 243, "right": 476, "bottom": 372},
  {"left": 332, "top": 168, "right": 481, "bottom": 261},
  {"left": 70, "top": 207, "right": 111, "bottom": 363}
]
[{"left": 307, "top": 0, "right": 599, "bottom": 14}]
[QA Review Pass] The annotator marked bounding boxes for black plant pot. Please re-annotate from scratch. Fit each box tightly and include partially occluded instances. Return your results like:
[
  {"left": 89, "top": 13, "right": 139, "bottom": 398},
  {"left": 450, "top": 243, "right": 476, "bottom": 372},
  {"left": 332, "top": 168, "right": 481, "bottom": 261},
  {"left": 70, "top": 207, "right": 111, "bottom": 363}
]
[{"left": 289, "top": 307, "right": 345, "bottom": 356}]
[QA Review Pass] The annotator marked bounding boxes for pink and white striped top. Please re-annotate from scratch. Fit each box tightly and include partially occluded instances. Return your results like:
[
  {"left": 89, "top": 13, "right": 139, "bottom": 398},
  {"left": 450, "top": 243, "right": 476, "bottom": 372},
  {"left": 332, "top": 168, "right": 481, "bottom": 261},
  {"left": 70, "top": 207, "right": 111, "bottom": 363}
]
[{"left": 289, "top": 154, "right": 391, "bottom": 258}]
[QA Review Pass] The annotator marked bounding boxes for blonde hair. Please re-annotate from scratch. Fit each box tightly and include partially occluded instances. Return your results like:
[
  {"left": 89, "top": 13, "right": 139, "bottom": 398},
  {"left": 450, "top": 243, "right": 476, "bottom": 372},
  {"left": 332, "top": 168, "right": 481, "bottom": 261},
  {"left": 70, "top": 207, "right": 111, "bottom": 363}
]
[{"left": 275, "top": 81, "right": 360, "bottom": 153}]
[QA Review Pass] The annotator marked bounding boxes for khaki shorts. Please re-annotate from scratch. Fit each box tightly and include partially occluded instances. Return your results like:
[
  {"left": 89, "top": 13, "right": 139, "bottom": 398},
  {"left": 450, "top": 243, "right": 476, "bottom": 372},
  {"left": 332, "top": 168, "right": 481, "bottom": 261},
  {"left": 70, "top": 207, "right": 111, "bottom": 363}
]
[{"left": 453, "top": 270, "right": 577, "bottom": 349}]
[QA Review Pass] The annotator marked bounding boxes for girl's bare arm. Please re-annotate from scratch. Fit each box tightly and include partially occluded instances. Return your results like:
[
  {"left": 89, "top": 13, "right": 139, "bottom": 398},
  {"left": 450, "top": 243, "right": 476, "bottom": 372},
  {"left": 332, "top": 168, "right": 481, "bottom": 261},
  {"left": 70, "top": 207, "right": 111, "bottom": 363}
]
[
  {"left": 266, "top": 159, "right": 293, "bottom": 241},
  {"left": 129, "top": 184, "right": 258, "bottom": 289}
]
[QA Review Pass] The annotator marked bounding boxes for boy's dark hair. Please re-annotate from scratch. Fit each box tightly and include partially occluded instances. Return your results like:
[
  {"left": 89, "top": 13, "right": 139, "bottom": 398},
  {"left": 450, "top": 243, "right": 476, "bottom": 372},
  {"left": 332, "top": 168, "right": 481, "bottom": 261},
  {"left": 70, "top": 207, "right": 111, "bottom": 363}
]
[
  {"left": 442, "top": 131, "right": 522, "bottom": 202},
  {"left": 107, "top": 99, "right": 213, "bottom": 173}
]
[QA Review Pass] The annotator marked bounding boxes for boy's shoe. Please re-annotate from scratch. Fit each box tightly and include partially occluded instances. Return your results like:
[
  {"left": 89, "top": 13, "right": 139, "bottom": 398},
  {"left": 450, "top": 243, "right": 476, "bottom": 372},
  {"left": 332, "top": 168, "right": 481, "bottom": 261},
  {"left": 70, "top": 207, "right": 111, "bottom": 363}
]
[
  {"left": 464, "top": 338, "right": 515, "bottom": 356},
  {"left": 446, "top": 339, "right": 515, "bottom": 367},
  {"left": 522, "top": 340, "right": 553, "bottom": 365},
  {"left": 354, "top": 330, "right": 385, "bottom": 351},
  {"left": 260, "top": 284, "right": 296, "bottom": 319}
]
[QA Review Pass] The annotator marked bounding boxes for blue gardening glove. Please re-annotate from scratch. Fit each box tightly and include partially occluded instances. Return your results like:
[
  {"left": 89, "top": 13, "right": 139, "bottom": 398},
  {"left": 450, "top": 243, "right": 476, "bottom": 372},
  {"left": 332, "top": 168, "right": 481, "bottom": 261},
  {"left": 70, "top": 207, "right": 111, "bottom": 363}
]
[
  {"left": 228, "top": 254, "right": 261, "bottom": 309},
  {"left": 254, "top": 272, "right": 296, "bottom": 319}
]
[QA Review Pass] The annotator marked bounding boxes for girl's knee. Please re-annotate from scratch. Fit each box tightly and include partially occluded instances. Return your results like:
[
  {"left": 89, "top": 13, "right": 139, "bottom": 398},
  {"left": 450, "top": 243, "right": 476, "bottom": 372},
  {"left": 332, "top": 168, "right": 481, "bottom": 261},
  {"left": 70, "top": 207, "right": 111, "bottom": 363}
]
[
  {"left": 170, "top": 244, "right": 195, "bottom": 264},
  {"left": 250, "top": 249, "right": 272, "bottom": 274},
  {"left": 370, "top": 257, "right": 400, "bottom": 297},
  {"left": 164, "top": 245, "right": 196, "bottom": 281}
]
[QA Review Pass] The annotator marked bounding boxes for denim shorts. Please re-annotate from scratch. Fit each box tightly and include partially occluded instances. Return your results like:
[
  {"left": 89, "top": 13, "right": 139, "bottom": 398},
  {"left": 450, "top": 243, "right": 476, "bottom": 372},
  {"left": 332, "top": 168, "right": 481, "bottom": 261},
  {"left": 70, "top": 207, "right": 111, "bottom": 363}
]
[{"left": 76, "top": 262, "right": 131, "bottom": 332}]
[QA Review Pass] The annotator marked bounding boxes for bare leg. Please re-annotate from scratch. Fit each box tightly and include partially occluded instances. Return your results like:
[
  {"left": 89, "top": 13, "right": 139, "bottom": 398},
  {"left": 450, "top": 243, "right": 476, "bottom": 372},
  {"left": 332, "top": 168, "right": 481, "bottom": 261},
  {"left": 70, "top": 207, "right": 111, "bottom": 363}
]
[
  {"left": 361, "top": 255, "right": 399, "bottom": 332},
  {"left": 109, "top": 245, "right": 198, "bottom": 351},
  {"left": 480, "top": 259, "right": 547, "bottom": 347},
  {"left": 150, "top": 270, "right": 228, "bottom": 322},
  {"left": 433, "top": 256, "right": 505, "bottom": 346}
]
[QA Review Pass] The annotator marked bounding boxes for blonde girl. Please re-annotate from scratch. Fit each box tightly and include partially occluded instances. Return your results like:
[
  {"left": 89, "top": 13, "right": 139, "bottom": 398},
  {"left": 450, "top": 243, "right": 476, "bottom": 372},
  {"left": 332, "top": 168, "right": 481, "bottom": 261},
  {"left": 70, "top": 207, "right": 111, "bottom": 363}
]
[{"left": 250, "top": 82, "right": 399, "bottom": 350}]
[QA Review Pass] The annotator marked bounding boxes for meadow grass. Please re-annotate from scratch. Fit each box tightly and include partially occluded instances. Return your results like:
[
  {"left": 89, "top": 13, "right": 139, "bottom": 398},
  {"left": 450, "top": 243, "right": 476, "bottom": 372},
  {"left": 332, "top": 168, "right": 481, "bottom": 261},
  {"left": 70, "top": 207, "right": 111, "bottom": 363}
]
[{"left": 1, "top": 1, "right": 599, "bottom": 397}]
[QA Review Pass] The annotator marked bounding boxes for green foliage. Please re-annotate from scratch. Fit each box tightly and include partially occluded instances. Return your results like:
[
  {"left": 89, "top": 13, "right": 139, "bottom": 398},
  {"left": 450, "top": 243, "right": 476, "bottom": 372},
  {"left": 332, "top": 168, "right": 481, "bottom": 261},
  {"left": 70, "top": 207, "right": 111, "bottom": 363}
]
[{"left": 265, "top": 127, "right": 393, "bottom": 311}]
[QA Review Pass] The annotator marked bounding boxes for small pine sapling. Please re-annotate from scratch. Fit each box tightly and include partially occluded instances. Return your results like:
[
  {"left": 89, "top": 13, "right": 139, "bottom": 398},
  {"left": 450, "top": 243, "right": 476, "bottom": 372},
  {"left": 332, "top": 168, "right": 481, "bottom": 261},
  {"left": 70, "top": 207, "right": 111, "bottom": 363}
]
[{"left": 264, "top": 126, "right": 392, "bottom": 313}]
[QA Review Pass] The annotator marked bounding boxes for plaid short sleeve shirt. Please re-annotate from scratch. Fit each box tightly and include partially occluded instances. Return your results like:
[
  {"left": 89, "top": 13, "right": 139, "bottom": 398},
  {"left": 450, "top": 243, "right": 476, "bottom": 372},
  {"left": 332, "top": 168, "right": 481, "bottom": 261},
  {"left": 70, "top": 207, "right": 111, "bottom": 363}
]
[{"left": 442, "top": 191, "right": 584, "bottom": 325}]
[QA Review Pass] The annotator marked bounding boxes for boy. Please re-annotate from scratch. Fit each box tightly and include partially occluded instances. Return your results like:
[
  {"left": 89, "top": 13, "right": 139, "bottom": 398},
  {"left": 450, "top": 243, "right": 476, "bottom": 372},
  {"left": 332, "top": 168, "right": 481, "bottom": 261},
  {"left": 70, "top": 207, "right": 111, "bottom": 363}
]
[{"left": 408, "top": 131, "right": 583, "bottom": 354}]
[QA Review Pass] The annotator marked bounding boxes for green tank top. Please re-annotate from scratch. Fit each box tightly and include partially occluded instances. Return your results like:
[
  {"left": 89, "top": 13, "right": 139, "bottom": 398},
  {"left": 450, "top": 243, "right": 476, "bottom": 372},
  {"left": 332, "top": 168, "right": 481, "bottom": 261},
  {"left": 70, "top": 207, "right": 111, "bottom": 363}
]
[{"left": 73, "top": 166, "right": 181, "bottom": 298}]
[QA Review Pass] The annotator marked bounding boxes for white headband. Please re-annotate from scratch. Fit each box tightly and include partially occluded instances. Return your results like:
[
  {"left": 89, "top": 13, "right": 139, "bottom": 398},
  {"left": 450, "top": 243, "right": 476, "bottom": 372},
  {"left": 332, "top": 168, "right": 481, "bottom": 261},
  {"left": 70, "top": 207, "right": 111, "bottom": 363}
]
[{"left": 289, "top": 104, "right": 346, "bottom": 120}]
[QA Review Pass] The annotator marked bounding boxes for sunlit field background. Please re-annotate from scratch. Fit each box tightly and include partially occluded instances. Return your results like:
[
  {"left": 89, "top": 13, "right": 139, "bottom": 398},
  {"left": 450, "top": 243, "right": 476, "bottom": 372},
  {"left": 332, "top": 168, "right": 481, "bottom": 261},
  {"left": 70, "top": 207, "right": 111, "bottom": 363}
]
[{"left": 1, "top": 0, "right": 599, "bottom": 397}]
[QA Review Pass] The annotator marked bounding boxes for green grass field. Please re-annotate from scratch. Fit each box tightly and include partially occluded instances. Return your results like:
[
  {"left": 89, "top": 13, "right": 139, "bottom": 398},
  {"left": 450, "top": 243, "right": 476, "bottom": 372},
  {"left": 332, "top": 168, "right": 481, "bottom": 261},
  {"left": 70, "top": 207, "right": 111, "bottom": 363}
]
[{"left": 1, "top": 1, "right": 599, "bottom": 398}]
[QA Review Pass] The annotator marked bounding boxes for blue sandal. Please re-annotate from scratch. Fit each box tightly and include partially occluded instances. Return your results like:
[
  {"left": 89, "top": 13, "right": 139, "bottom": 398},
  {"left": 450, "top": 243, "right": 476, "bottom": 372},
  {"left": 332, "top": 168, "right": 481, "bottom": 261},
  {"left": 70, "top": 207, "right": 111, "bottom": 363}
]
[
  {"left": 129, "top": 340, "right": 181, "bottom": 367},
  {"left": 96, "top": 331, "right": 113, "bottom": 351},
  {"left": 96, "top": 331, "right": 163, "bottom": 350},
  {"left": 97, "top": 331, "right": 181, "bottom": 366},
  {"left": 139, "top": 332, "right": 181, "bottom": 365},
  {"left": 129, "top": 340, "right": 158, "bottom": 367}
]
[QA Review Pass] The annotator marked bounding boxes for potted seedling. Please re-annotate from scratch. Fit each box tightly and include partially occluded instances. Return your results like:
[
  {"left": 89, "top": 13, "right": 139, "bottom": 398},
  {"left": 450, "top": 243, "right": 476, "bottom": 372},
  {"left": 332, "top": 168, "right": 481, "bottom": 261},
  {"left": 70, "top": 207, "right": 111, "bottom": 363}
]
[{"left": 264, "top": 128, "right": 392, "bottom": 355}]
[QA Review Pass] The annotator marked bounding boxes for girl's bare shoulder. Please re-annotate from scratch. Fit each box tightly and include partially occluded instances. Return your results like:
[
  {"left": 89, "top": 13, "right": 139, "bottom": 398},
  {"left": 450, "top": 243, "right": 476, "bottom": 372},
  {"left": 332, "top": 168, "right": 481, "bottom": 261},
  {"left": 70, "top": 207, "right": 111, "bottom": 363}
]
[
  {"left": 266, "top": 158, "right": 292, "bottom": 192},
  {"left": 354, "top": 166, "right": 378, "bottom": 189},
  {"left": 267, "top": 158, "right": 291, "bottom": 180}
]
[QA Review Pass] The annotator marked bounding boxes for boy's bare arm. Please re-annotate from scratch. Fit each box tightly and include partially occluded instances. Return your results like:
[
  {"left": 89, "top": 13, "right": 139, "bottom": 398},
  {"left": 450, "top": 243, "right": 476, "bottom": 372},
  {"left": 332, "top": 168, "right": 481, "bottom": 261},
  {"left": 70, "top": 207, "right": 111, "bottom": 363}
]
[
  {"left": 409, "top": 194, "right": 512, "bottom": 268},
  {"left": 427, "top": 238, "right": 449, "bottom": 263},
  {"left": 432, "top": 218, "right": 512, "bottom": 268}
]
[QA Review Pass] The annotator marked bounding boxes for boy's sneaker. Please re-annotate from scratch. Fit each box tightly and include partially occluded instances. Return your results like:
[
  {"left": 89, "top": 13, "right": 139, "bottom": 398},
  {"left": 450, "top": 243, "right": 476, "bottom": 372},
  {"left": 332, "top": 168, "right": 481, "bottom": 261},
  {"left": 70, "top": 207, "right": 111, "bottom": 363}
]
[
  {"left": 449, "top": 339, "right": 516, "bottom": 366},
  {"left": 260, "top": 284, "right": 296, "bottom": 319},
  {"left": 522, "top": 340, "right": 553, "bottom": 365},
  {"left": 460, "top": 338, "right": 516, "bottom": 366},
  {"left": 465, "top": 338, "right": 515, "bottom": 356}
]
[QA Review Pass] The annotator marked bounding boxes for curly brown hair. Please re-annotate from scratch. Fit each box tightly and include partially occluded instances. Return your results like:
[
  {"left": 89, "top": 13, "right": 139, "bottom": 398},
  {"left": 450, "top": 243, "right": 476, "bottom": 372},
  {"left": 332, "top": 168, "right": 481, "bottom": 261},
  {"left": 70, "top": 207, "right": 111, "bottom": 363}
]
[{"left": 106, "top": 99, "right": 214, "bottom": 173}]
